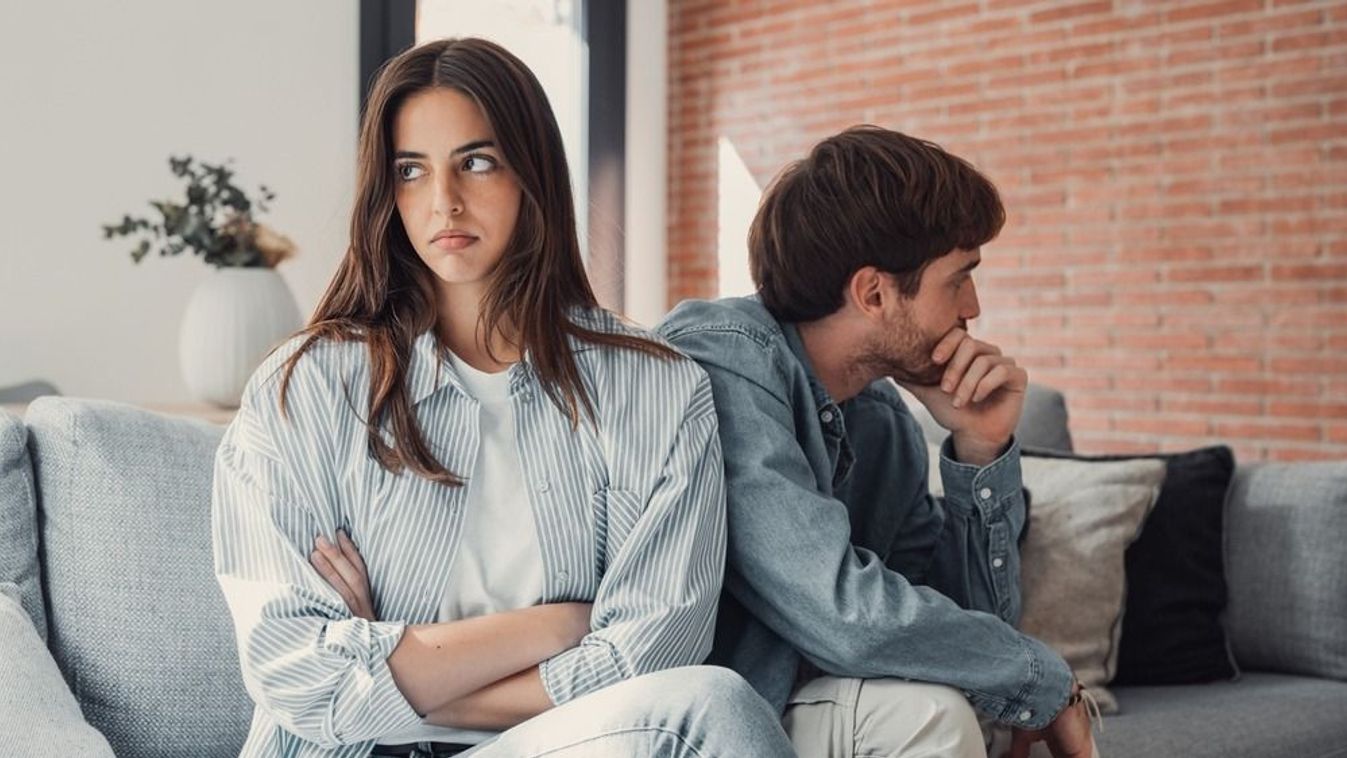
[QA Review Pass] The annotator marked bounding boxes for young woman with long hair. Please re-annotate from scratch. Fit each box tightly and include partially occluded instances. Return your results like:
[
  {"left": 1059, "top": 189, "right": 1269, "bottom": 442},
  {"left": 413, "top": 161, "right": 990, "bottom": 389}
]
[{"left": 211, "top": 38, "right": 792, "bottom": 758}]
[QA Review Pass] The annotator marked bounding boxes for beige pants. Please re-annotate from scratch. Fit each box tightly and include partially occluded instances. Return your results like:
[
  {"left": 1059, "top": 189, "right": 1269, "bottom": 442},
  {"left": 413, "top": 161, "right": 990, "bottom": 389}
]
[{"left": 782, "top": 676, "right": 1101, "bottom": 758}]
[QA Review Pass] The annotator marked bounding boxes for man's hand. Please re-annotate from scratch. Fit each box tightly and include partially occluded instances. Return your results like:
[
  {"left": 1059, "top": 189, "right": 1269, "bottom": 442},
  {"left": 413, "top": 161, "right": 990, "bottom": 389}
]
[
  {"left": 896, "top": 328, "right": 1027, "bottom": 465},
  {"left": 1002, "top": 689, "right": 1095, "bottom": 758},
  {"left": 312, "top": 530, "right": 376, "bottom": 621}
]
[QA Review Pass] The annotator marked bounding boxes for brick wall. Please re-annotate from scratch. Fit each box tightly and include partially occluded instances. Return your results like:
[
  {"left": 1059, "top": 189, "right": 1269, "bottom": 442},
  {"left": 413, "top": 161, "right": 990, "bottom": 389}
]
[{"left": 668, "top": 0, "right": 1347, "bottom": 460}]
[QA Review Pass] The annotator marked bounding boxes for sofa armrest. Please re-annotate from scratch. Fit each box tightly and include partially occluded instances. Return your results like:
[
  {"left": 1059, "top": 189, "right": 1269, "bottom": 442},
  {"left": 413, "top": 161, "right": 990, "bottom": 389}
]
[
  {"left": 0, "top": 583, "right": 114, "bottom": 757},
  {"left": 1224, "top": 461, "right": 1347, "bottom": 680}
]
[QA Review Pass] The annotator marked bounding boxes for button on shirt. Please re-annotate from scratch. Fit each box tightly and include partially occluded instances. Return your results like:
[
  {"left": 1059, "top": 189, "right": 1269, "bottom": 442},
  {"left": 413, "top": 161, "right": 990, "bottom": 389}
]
[
  {"left": 212, "top": 310, "right": 727, "bottom": 757},
  {"left": 656, "top": 296, "right": 1073, "bottom": 730}
]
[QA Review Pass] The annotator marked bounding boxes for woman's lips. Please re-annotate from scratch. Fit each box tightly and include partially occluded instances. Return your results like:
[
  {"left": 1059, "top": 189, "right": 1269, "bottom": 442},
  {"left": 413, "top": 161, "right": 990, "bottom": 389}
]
[{"left": 432, "top": 234, "right": 477, "bottom": 251}]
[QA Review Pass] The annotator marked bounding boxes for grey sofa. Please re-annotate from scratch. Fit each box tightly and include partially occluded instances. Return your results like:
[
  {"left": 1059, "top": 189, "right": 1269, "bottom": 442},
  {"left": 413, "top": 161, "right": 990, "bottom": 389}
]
[{"left": 1, "top": 393, "right": 1344, "bottom": 757}]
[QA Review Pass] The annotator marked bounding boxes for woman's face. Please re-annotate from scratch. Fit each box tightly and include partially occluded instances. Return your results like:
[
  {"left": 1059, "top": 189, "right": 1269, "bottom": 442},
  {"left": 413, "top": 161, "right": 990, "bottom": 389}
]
[{"left": 391, "top": 87, "right": 522, "bottom": 294}]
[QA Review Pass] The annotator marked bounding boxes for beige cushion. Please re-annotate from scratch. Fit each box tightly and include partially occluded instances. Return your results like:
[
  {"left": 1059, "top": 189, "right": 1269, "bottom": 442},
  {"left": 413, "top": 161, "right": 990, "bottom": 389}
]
[{"left": 929, "top": 447, "right": 1165, "bottom": 713}]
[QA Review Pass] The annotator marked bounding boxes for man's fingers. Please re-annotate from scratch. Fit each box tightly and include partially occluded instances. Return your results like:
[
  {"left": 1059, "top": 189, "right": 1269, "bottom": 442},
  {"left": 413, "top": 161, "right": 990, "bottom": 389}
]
[
  {"left": 931, "top": 328, "right": 969, "bottom": 365},
  {"left": 969, "top": 361, "right": 1026, "bottom": 404},
  {"left": 1003, "top": 729, "right": 1037, "bottom": 758},
  {"left": 940, "top": 336, "right": 982, "bottom": 392}
]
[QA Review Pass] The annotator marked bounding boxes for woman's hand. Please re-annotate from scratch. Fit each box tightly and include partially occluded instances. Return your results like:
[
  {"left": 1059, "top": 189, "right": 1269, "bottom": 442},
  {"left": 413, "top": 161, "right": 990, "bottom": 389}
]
[{"left": 312, "top": 530, "right": 376, "bottom": 621}]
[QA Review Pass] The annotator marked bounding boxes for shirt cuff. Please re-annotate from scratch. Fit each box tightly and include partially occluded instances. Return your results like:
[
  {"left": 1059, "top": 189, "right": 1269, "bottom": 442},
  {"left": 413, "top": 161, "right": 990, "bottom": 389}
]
[
  {"left": 938, "top": 435, "right": 1024, "bottom": 520},
  {"left": 992, "top": 633, "right": 1074, "bottom": 730},
  {"left": 321, "top": 618, "right": 423, "bottom": 740},
  {"left": 539, "top": 637, "right": 625, "bottom": 705}
]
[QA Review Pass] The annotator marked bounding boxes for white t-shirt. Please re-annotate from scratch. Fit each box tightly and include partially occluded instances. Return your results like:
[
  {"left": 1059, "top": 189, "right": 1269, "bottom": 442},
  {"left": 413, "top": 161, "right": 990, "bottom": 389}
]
[{"left": 379, "top": 352, "right": 546, "bottom": 745}]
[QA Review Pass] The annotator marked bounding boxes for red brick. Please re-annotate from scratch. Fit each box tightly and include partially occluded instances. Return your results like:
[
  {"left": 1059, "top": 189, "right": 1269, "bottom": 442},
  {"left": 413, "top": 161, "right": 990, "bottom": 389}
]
[
  {"left": 1214, "top": 421, "right": 1321, "bottom": 442},
  {"left": 1115, "top": 416, "right": 1212, "bottom": 437},
  {"left": 1162, "top": 397, "right": 1264, "bottom": 416}
]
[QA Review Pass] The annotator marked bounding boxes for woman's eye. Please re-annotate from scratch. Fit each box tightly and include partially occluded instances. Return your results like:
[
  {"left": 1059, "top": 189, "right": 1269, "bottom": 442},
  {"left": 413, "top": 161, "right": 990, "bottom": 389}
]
[
  {"left": 463, "top": 155, "right": 497, "bottom": 174},
  {"left": 396, "top": 164, "right": 424, "bottom": 181}
]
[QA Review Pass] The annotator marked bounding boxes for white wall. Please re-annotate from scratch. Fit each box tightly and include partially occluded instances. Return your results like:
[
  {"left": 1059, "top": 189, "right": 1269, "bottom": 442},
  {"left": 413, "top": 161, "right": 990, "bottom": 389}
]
[
  {"left": 623, "top": 0, "right": 668, "bottom": 328},
  {"left": 0, "top": 1, "right": 358, "bottom": 403}
]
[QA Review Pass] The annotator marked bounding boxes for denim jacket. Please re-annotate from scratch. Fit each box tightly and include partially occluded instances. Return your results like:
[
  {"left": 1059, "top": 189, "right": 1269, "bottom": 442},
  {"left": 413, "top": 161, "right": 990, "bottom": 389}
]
[{"left": 657, "top": 296, "right": 1072, "bottom": 729}]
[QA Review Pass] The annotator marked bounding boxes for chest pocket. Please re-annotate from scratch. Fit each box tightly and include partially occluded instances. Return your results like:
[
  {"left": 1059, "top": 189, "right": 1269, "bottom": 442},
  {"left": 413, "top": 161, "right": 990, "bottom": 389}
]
[{"left": 591, "top": 487, "right": 645, "bottom": 578}]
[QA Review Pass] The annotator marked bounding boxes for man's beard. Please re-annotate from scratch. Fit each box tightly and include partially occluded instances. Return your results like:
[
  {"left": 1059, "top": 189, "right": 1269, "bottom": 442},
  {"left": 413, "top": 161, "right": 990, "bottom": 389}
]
[{"left": 860, "top": 307, "right": 948, "bottom": 387}]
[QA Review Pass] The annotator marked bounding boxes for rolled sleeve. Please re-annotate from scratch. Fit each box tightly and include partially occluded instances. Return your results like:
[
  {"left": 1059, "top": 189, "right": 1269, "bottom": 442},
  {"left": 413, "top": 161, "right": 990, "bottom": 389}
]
[
  {"left": 212, "top": 400, "right": 421, "bottom": 748},
  {"left": 540, "top": 396, "right": 727, "bottom": 705}
]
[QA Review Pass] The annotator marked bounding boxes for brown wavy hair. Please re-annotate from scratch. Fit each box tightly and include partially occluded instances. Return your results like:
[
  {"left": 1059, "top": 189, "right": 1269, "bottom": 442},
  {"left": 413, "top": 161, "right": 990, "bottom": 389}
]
[
  {"left": 749, "top": 125, "right": 1005, "bottom": 323},
  {"left": 276, "top": 38, "right": 675, "bottom": 485}
]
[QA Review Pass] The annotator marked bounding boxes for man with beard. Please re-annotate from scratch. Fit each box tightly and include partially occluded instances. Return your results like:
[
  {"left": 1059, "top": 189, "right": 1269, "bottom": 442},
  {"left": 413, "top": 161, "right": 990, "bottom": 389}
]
[{"left": 657, "top": 126, "right": 1095, "bottom": 758}]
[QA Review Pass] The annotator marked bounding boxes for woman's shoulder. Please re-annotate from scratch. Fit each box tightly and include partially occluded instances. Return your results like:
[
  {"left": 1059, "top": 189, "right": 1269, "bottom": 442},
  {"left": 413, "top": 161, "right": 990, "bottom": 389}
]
[
  {"left": 569, "top": 307, "right": 712, "bottom": 411},
  {"left": 242, "top": 331, "right": 366, "bottom": 414}
]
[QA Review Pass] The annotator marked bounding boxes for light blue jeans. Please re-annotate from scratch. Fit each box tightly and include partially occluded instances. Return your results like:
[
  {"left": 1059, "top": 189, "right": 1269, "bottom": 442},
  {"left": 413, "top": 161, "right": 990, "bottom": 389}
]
[{"left": 457, "top": 666, "right": 795, "bottom": 757}]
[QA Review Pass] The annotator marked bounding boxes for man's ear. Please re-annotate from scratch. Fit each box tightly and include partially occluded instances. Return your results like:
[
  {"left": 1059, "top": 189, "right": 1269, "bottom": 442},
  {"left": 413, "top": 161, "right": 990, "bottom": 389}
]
[{"left": 846, "top": 266, "right": 889, "bottom": 321}]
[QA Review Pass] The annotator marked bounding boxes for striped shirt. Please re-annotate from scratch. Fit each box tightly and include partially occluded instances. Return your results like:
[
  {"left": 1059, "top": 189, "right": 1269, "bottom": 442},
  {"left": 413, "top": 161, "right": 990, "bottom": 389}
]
[{"left": 211, "top": 309, "right": 726, "bottom": 757}]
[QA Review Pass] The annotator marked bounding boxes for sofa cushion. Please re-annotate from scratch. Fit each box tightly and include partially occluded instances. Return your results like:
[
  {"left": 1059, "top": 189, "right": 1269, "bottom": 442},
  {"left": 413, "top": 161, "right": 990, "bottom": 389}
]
[
  {"left": 1026, "top": 446, "right": 1240, "bottom": 686},
  {"left": 1014, "top": 455, "right": 1164, "bottom": 714},
  {"left": 26, "top": 398, "right": 249, "bottom": 757},
  {"left": 0, "top": 582, "right": 114, "bottom": 756},
  {"left": 1098, "top": 673, "right": 1347, "bottom": 758},
  {"left": 1224, "top": 461, "right": 1347, "bottom": 680},
  {"left": 0, "top": 409, "right": 45, "bottom": 640}
]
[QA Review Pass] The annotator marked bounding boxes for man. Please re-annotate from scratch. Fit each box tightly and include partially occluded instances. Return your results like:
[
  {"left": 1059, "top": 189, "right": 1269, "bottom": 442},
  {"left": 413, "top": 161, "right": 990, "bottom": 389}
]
[{"left": 657, "top": 126, "right": 1094, "bottom": 758}]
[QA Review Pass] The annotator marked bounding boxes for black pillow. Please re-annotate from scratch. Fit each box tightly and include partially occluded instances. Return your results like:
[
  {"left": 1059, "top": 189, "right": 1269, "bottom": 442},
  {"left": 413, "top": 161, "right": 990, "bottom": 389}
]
[{"left": 1024, "top": 445, "right": 1240, "bottom": 685}]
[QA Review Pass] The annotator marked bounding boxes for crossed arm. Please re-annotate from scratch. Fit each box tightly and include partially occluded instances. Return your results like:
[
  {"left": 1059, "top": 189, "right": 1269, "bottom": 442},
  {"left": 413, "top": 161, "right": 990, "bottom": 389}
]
[{"left": 310, "top": 531, "right": 586, "bottom": 730}]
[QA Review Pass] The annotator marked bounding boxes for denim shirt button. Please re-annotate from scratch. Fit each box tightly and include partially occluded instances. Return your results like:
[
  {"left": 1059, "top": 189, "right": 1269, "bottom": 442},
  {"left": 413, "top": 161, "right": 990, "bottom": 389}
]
[
  {"left": 992, "top": 557, "right": 1004, "bottom": 568},
  {"left": 1019, "top": 710, "right": 1033, "bottom": 721},
  {"left": 979, "top": 487, "right": 993, "bottom": 500},
  {"left": 820, "top": 410, "right": 834, "bottom": 423}
]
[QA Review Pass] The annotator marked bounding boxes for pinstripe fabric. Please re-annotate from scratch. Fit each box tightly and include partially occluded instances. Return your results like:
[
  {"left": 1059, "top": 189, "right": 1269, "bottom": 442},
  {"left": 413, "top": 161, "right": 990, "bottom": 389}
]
[{"left": 211, "top": 309, "right": 727, "bottom": 757}]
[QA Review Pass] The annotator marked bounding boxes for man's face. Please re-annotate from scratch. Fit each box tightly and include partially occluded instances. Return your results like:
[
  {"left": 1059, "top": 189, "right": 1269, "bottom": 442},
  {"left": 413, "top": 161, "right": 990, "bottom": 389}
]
[{"left": 865, "top": 248, "right": 983, "bottom": 386}]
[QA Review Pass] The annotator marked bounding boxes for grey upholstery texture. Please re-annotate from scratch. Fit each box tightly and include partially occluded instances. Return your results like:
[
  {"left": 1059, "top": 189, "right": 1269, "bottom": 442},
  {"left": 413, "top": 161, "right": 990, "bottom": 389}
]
[
  {"left": 0, "top": 583, "right": 114, "bottom": 756},
  {"left": 0, "top": 409, "right": 45, "bottom": 639},
  {"left": 902, "top": 382, "right": 1075, "bottom": 454},
  {"left": 1224, "top": 461, "right": 1347, "bottom": 681},
  {"left": 1099, "top": 673, "right": 1347, "bottom": 758},
  {"left": 25, "top": 398, "right": 249, "bottom": 757}
]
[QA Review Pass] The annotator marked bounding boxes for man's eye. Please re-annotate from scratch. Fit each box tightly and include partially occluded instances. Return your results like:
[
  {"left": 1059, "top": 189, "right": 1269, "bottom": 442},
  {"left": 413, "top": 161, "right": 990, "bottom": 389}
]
[
  {"left": 396, "top": 164, "right": 424, "bottom": 181},
  {"left": 463, "top": 155, "right": 497, "bottom": 173}
]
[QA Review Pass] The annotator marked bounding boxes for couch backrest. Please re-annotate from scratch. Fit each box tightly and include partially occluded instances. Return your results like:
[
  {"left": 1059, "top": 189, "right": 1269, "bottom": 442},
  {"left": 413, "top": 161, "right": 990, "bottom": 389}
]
[
  {"left": 1224, "top": 460, "right": 1347, "bottom": 681},
  {"left": 25, "top": 398, "right": 250, "bottom": 757},
  {"left": 0, "top": 408, "right": 45, "bottom": 639}
]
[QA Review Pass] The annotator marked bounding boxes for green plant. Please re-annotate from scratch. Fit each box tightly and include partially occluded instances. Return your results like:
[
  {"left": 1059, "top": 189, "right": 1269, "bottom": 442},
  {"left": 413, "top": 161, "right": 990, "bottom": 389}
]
[{"left": 102, "top": 155, "right": 293, "bottom": 268}]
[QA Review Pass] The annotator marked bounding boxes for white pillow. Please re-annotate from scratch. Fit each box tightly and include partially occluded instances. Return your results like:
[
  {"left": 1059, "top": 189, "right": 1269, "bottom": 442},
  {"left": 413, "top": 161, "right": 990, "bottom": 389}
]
[
  {"left": 0, "top": 582, "right": 114, "bottom": 756},
  {"left": 928, "top": 447, "right": 1165, "bottom": 712}
]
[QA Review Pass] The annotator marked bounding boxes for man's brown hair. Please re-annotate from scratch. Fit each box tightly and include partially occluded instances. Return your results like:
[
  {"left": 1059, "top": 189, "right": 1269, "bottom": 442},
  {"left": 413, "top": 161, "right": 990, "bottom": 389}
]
[{"left": 748, "top": 125, "right": 1005, "bottom": 322}]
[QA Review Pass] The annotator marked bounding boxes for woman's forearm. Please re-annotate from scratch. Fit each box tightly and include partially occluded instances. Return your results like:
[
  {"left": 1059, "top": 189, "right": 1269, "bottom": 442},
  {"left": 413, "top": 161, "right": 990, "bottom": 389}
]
[
  {"left": 423, "top": 666, "right": 554, "bottom": 731},
  {"left": 386, "top": 602, "right": 587, "bottom": 716}
]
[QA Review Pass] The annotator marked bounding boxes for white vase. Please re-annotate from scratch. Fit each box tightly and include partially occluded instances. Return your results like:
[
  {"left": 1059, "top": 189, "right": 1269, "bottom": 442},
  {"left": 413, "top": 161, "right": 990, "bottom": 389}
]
[{"left": 178, "top": 267, "right": 303, "bottom": 408}]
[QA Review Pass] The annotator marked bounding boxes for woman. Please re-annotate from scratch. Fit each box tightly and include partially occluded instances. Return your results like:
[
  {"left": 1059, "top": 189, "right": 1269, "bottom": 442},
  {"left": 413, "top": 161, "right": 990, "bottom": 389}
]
[{"left": 211, "top": 38, "right": 793, "bottom": 758}]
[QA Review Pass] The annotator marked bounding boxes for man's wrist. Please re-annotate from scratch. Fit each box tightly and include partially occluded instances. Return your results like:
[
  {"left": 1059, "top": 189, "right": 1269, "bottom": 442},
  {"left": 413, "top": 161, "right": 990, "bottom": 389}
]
[{"left": 950, "top": 432, "right": 1010, "bottom": 466}]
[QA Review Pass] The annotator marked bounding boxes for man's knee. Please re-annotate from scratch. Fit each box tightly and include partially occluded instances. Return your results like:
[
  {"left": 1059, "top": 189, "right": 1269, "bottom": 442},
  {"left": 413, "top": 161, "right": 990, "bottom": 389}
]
[{"left": 855, "top": 679, "right": 984, "bottom": 758}]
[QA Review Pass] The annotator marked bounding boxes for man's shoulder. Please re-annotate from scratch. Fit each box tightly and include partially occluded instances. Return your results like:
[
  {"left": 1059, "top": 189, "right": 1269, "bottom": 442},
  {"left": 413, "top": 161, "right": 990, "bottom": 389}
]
[
  {"left": 656, "top": 296, "right": 782, "bottom": 348},
  {"left": 656, "top": 297, "right": 795, "bottom": 386}
]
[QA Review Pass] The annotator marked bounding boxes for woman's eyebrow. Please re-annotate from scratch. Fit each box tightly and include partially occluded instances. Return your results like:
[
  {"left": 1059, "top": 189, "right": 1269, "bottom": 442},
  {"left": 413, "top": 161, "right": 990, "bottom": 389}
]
[{"left": 393, "top": 140, "right": 495, "bottom": 160}]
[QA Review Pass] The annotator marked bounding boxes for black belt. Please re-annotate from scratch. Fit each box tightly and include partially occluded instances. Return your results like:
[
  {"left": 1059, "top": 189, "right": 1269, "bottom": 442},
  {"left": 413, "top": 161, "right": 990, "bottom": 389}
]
[{"left": 370, "top": 742, "right": 475, "bottom": 757}]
